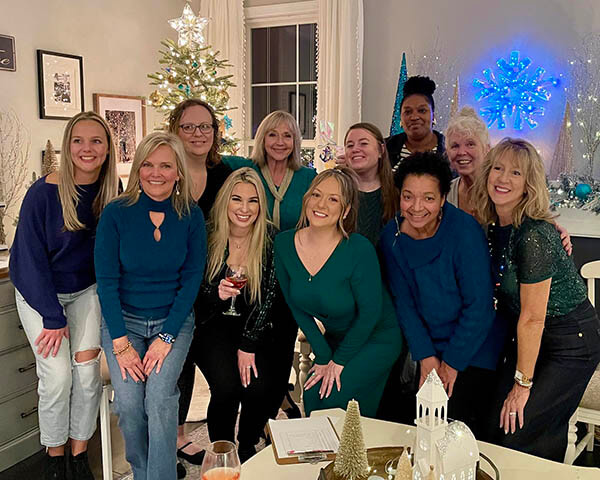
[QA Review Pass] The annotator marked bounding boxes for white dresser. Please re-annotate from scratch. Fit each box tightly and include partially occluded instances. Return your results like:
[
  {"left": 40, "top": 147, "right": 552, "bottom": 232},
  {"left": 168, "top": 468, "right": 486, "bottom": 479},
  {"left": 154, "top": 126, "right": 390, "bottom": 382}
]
[{"left": 0, "top": 275, "right": 43, "bottom": 471}]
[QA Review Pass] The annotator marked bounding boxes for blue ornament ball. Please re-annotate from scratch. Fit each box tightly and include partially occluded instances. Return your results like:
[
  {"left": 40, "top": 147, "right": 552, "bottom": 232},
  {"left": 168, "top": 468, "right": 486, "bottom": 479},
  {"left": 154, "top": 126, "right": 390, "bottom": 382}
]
[{"left": 575, "top": 183, "right": 592, "bottom": 200}]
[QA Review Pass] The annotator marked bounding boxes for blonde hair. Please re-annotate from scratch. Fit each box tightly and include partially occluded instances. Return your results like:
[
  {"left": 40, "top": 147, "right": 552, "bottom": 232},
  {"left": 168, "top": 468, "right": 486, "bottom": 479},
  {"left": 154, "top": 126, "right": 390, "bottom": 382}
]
[
  {"left": 120, "top": 132, "right": 193, "bottom": 218},
  {"left": 206, "top": 168, "right": 270, "bottom": 304},
  {"left": 297, "top": 167, "right": 359, "bottom": 238},
  {"left": 251, "top": 111, "right": 302, "bottom": 170},
  {"left": 445, "top": 106, "right": 491, "bottom": 151},
  {"left": 473, "top": 137, "right": 555, "bottom": 227},
  {"left": 59, "top": 111, "right": 119, "bottom": 231}
]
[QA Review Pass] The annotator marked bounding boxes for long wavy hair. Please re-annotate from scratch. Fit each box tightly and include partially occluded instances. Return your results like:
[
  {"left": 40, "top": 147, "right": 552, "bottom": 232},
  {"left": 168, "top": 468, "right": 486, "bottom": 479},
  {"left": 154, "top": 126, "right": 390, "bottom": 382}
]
[
  {"left": 168, "top": 98, "right": 222, "bottom": 167},
  {"left": 251, "top": 110, "right": 302, "bottom": 170},
  {"left": 344, "top": 122, "right": 400, "bottom": 222},
  {"left": 207, "top": 168, "right": 270, "bottom": 304},
  {"left": 472, "top": 138, "right": 555, "bottom": 227},
  {"left": 120, "top": 132, "right": 193, "bottom": 218},
  {"left": 297, "top": 166, "right": 359, "bottom": 238},
  {"left": 59, "top": 111, "right": 119, "bottom": 231}
]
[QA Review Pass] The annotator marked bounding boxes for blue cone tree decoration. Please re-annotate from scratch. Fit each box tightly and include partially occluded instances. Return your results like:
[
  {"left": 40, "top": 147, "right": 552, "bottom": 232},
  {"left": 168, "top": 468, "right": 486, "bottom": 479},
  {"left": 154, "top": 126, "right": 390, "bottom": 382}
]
[{"left": 390, "top": 52, "right": 408, "bottom": 136}]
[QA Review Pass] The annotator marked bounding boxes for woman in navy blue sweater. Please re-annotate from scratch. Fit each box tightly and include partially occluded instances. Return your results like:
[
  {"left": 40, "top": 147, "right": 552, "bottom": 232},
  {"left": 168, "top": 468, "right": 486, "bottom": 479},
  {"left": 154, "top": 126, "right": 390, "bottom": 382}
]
[
  {"left": 95, "top": 132, "right": 206, "bottom": 480},
  {"left": 380, "top": 152, "right": 503, "bottom": 440},
  {"left": 10, "top": 111, "right": 119, "bottom": 480}
]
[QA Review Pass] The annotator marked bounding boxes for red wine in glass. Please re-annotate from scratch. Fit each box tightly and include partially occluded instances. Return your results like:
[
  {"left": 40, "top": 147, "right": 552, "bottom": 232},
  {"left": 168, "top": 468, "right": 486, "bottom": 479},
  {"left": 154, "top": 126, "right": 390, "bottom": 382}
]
[{"left": 224, "top": 265, "right": 247, "bottom": 316}]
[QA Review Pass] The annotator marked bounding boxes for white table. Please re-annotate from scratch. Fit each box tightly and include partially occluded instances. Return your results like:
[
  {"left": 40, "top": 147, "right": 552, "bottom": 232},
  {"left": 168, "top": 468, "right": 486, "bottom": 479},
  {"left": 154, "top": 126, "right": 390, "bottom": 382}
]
[{"left": 242, "top": 409, "right": 599, "bottom": 479}]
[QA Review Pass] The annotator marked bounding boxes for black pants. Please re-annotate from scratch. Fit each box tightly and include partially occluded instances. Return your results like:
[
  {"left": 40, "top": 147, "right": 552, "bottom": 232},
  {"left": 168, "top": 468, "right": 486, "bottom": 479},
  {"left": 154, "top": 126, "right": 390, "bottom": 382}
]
[
  {"left": 488, "top": 299, "right": 600, "bottom": 461},
  {"left": 189, "top": 314, "right": 296, "bottom": 447}
]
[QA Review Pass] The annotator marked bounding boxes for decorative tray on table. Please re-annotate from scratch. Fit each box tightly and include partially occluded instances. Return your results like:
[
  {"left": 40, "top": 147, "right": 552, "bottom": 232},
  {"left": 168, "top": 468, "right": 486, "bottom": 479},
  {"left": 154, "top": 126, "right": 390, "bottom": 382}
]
[{"left": 319, "top": 447, "right": 498, "bottom": 480}]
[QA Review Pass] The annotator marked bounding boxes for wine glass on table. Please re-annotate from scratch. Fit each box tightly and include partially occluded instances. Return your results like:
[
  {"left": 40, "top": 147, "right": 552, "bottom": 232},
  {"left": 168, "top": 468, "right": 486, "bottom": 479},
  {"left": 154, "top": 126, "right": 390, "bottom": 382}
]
[
  {"left": 201, "top": 440, "right": 241, "bottom": 480},
  {"left": 223, "top": 265, "right": 248, "bottom": 317}
]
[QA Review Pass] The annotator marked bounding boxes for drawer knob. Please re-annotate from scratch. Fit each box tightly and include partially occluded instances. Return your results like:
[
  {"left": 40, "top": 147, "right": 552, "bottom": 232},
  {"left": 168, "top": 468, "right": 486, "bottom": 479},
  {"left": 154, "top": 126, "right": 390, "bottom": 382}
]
[
  {"left": 18, "top": 362, "right": 36, "bottom": 373},
  {"left": 20, "top": 407, "right": 38, "bottom": 419},
  {"left": 18, "top": 324, "right": 24, "bottom": 330}
]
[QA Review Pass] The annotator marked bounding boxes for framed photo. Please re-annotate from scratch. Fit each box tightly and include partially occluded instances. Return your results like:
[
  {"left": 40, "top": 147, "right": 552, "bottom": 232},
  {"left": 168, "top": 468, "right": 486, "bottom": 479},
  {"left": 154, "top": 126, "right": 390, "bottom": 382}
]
[
  {"left": 37, "top": 50, "right": 84, "bottom": 120},
  {"left": 0, "top": 35, "right": 16, "bottom": 72},
  {"left": 93, "top": 93, "right": 147, "bottom": 187}
]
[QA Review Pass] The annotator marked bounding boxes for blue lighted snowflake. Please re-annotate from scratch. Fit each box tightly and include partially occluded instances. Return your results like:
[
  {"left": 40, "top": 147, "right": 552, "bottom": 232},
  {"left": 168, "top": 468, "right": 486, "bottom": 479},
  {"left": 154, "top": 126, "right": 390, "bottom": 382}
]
[
  {"left": 223, "top": 114, "right": 233, "bottom": 131},
  {"left": 473, "top": 51, "right": 560, "bottom": 130}
]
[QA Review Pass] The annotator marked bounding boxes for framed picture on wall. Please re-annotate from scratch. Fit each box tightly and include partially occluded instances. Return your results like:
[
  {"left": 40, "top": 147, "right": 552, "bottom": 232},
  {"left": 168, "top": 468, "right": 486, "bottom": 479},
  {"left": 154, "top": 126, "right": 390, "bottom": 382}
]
[
  {"left": 0, "top": 34, "right": 16, "bottom": 72},
  {"left": 37, "top": 50, "right": 84, "bottom": 120},
  {"left": 93, "top": 93, "right": 147, "bottom": 187}
]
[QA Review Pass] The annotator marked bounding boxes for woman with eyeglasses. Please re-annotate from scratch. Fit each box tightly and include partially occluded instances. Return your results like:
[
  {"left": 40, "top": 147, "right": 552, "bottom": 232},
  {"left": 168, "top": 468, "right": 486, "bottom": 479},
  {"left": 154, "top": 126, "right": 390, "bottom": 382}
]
[{"left": 168, "top": 99, "right": 233, "bottom": 471}]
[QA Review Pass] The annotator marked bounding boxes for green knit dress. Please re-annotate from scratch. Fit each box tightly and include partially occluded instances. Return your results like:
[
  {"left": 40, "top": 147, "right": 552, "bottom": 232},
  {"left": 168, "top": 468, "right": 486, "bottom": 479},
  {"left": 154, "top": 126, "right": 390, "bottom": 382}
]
[{"left": 274, "top": 230, "right": 403, "bottom": 417}]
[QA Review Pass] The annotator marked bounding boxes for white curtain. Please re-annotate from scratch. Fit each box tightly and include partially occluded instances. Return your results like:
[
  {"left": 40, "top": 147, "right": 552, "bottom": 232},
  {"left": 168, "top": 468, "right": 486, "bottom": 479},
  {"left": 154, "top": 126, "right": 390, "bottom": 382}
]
[
  {"left": 316, "top": 0, "right": 363, "bottom": 170},
  {"left": 199, "top": 0, "right": 246, "bottom": 152}
]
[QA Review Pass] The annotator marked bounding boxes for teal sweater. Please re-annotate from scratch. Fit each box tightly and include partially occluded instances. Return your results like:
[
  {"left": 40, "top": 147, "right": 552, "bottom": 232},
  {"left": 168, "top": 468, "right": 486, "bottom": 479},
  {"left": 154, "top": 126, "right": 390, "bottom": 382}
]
[
  {"left": 95, "top": 193, "right": 207, "bottom": 339},
  {"left": 223, "top": 156, "right": 316, "bottom": 231}
]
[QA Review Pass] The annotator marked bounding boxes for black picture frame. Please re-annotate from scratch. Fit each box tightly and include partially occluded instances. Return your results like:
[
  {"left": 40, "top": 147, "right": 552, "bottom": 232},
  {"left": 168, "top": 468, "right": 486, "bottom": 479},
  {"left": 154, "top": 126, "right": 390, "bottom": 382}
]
[
  {"left": 37, "top": 50, "right": 84, "bottom": 120},
  {"left": 0, "top": 34, "right": 16, "bottom": 72}
]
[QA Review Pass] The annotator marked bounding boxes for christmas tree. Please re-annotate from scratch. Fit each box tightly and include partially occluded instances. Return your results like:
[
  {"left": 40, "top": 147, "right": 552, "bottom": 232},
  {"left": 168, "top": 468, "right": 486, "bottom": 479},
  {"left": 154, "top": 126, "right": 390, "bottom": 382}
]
[
  {"left": 42, "top": 140, "right": 58, "bottom": 175},
  {"left": 390, "top": 52, "right": 408, "bottom": 136},
  {"left": 334, "top": 399, "right": 369, "bottom": 480},
  {"left": 148, "top": 3, "right": 239, "bottom": 154},
  {"left": 449, "top": 77, "right": 460, "bottom": 119},
  {"left": 549, "top": 101, "right": 574, "bottom": 180},
  {"left": 394, "top": 449, "right": 412, "bottom": 480}
]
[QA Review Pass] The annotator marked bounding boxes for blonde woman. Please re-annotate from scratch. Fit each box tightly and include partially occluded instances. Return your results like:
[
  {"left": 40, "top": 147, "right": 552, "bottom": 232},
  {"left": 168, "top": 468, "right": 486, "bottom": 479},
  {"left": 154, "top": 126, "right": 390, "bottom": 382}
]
[
  {"left": 274, "top": 168, "right": 403, "bottom": 417},
  {"left": 95, "top": 132, "right": 206, "bottom": 479},
  {"left": 472, "top": 138, "right": 600, "bottom": 461},
  {"left": 10, "top": 111, "right": 118, "bottom": 480},
  {"left": 224, "top": 110, "right": 317, "bottom": 231},
  {"left": 192, "top": 168, "right": 296, "bottom": 463}
]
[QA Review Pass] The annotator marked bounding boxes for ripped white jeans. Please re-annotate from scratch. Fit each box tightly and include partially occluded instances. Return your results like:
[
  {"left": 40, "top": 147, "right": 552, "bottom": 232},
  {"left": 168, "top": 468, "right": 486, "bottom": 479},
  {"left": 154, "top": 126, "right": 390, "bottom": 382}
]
[{"left": 16, "top": 285, "right": 102, "bottom": 447}]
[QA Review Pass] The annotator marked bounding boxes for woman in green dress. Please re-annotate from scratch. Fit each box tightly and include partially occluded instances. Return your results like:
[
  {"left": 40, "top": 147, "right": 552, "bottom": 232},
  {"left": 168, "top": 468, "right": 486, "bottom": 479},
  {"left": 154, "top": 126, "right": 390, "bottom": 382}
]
[
  {"left": 472, "top": 138, "right": 600, "bottom": 461},
  {"left": 274, "top": 167, "right": 403, "bottom": 417}
]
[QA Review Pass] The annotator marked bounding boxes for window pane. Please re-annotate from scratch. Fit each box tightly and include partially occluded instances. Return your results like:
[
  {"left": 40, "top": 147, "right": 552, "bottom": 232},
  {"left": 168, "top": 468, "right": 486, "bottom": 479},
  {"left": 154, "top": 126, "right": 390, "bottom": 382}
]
[
  {"left": 268, "top": 25, "right": 296, "bottom": 83},
  {"left": 252, "top": 86, "right": 267, "bottom": 138},
  {"left": 251, "top": 28, "right": 268, "bottom": 84},
  {"left": 299, "top": 84, "right": 316, "bottom": 139},
  {"left": 299, "top": 24, "right": 317, "bottom": 82}
]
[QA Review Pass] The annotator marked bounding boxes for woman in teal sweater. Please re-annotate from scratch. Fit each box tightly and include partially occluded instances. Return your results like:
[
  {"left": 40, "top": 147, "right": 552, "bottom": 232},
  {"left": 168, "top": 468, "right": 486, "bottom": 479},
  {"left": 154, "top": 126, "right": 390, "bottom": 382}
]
[
  {"left": 224, "top": 110, "right": 316, "bottom": 231},
  {"left": 95, "top": 132, "right": 206, "bottom": 480},
  {"left": 274, "top": 168, "right": 402, "bottom": 417}
]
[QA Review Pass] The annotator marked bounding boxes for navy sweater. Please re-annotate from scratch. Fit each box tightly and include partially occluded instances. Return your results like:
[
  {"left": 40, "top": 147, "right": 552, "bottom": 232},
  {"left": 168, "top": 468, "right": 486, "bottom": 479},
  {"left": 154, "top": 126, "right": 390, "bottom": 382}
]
[
  {"left": 10, "top": 177, "right": 100, "bottom": 329},
  {"left": 95, "top": 192, "right": 206, "bottom": 339},
  {"left": 380, "top": 202, "right": 503, "bottom": 371}
]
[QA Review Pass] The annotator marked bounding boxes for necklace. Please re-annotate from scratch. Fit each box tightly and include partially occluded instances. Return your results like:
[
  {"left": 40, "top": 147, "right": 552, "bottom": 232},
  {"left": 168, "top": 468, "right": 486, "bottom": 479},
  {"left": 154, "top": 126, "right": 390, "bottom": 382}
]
[{"left": 230, "top": 236, "right": 249, "bottom": 250}]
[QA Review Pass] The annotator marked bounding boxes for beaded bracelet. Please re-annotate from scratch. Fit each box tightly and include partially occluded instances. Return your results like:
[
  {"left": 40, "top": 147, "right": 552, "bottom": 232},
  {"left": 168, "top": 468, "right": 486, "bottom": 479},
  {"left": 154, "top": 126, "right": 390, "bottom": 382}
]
[{"left": 112, "top": 341, "right": 132, "bottom": 356}]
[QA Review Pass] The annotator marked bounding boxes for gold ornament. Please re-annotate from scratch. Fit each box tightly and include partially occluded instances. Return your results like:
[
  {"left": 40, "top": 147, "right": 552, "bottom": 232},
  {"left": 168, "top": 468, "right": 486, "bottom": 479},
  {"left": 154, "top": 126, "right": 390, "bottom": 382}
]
[
  {"left": 149, "top": 90, "right": 164, "bottom": 106},
  {"left": 169, "top": 4, "right": 208, "bottom": 48},
  {"left": 168, "top": 74, "right": 177, "bottom": 83}
]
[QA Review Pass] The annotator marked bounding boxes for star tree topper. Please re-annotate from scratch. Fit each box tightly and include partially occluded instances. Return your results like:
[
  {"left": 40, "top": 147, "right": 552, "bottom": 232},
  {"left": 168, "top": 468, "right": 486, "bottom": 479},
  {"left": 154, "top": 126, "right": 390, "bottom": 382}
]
[{"left": 169, "top": 4, "right": 209, "bottom": 48}]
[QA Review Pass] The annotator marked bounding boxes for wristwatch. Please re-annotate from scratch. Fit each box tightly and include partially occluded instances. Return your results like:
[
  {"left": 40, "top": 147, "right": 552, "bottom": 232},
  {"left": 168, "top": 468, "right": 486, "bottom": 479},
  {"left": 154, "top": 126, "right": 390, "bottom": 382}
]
[
  {"left": 514, "top": 369, "right": 533, "bottom": 388},
  {"left": 158, "top": 332, "right": 176, "bottom": 345}
]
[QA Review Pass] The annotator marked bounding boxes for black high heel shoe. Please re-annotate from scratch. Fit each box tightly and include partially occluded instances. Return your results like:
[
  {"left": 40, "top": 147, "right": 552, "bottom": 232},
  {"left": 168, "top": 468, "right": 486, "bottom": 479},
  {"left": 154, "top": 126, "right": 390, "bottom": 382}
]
[{"left": 177, "top": 442, "right": 206, "bottom": 465}]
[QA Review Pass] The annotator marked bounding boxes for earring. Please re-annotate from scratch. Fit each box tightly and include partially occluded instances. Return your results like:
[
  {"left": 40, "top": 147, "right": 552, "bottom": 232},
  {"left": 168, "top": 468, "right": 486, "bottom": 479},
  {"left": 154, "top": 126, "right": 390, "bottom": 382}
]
[
  {"left": 138, "top": 181, "right": 142, "bottom": 194},
  {"left": 438, "top": 210, "right": 443, "bottom": 221},
  {"left": 175, "top": 180, "right": 181, "bottom": 196}
]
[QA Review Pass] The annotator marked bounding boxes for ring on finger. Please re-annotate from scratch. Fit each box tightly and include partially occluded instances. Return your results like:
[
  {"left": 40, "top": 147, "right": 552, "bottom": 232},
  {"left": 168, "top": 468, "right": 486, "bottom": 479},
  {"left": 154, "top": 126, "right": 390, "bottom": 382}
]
[{"left": 509, "top": 412, "right": 517, "bottom": 416}]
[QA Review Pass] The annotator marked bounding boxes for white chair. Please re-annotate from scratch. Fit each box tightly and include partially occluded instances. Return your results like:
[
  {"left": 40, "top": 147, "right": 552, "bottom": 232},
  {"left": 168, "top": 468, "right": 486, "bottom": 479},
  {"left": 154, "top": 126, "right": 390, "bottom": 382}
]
[
  {"left": 99, "top": 354, "right": 113, "bottom": 479},
  {"left": 564, "top": 260, "right": 600, "bottom": 464}
]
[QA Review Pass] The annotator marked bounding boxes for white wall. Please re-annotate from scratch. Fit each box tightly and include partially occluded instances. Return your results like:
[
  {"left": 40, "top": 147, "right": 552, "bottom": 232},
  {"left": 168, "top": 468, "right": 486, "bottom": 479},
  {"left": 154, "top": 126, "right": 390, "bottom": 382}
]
[
  {"left": 362, "top": 0, "right": 600, "bottom": 174},
  {"left": 0, "top": 0, "right": 200, "bottom": 240}
]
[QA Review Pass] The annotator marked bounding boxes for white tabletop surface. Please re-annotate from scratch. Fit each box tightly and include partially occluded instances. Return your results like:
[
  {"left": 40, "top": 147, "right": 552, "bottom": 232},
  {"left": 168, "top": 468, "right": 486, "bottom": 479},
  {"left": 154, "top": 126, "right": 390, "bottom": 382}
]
[{"left": 241, "top": 408, "right": 599, "bottom": 479}]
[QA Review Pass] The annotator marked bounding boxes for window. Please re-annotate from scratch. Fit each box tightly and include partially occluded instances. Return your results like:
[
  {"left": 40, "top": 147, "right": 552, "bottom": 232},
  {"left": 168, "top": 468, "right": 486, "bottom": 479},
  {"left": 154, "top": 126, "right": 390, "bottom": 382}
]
[
  {"left": 245, "top": 1, "right": 319, "bottom": 164},
  {"left": 250, "top": 24, "right": 317, "bottom": 139}
]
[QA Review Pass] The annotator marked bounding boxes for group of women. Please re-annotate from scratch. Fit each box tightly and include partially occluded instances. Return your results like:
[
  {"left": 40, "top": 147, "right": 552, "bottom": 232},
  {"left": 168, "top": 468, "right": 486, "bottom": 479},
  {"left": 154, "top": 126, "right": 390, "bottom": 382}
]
[{"left": 10, "top": 74, "right": 600, "bottom": 480}]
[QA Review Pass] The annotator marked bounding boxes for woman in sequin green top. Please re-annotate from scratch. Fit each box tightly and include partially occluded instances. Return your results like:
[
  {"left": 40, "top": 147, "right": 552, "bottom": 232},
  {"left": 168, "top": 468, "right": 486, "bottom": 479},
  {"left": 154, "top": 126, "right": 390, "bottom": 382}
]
[{"left": 473, "top": 138, "right": 600, "bottom": 461}]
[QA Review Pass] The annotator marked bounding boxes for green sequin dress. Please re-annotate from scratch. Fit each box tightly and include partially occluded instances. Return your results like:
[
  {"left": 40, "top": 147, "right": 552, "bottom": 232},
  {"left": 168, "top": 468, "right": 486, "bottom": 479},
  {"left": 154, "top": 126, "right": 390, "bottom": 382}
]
[{"left": 489, "top": 217, "right": 587, "bottom": 320}]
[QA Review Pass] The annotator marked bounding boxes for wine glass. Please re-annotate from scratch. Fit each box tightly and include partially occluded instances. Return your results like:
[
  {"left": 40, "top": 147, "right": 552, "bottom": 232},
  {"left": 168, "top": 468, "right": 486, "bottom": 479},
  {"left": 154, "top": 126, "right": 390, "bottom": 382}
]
[
  {"left": 223, "top": 265, "right": 248, "bottom": 317},
  {"left": 201, "top": 440, "right": 241, "bottom": 480}
]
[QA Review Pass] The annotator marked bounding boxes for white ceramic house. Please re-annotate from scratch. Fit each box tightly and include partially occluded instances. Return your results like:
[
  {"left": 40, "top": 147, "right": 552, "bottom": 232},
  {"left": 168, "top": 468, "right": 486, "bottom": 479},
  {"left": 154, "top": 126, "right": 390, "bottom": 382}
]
[{"left": 413, "top": 369, "right": 479, "bottom": 480}]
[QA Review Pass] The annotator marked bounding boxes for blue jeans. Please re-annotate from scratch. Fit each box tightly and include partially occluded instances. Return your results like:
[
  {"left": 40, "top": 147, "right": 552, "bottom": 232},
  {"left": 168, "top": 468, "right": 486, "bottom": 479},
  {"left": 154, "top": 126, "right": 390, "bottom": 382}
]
[{"left": 101, "top": 311, "right": 194, "bottom": 480}]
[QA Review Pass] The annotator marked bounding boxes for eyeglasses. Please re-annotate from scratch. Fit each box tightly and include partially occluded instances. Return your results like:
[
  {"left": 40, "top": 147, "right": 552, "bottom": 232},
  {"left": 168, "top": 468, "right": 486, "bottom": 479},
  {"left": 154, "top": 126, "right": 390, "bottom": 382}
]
[{"left": 179, "top": 123, "right": 214, "bottom": 134}]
